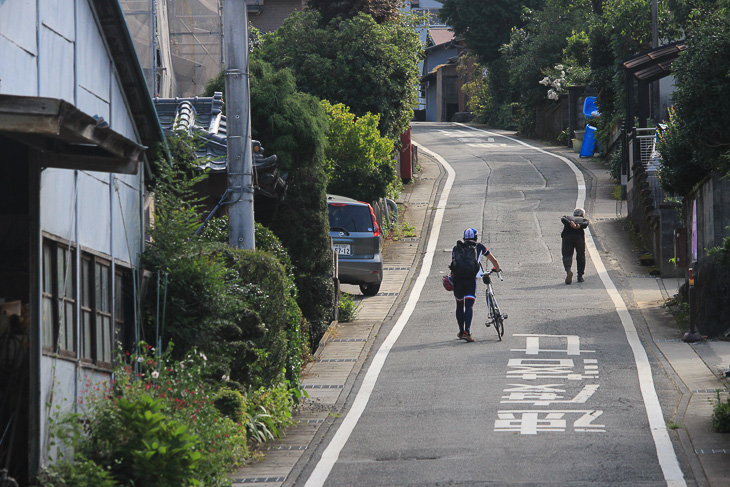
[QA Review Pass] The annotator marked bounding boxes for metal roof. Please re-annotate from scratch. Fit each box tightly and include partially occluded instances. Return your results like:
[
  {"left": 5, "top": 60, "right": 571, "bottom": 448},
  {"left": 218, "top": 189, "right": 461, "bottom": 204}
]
[
  {"left": 0, "top": 95, "right": 145, "bottom": 174},
  {"left": 92, "top": 0, "right": 165, "bottom": 152},
  {"left": 622, "top": 41, "right": 687, "bottom": 83}
]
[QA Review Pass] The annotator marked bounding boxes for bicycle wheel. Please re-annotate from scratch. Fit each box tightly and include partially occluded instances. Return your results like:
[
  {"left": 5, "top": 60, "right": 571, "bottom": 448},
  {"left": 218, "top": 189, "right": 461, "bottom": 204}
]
[
  {"left": 485, "top": 293, "right": 494, "bottom": 328},
  {"left": 494, "top": 314, "right": 504, "bottom": 340},
  {"left": 489, "top": 299, "right": 502, "bottom": 340}
]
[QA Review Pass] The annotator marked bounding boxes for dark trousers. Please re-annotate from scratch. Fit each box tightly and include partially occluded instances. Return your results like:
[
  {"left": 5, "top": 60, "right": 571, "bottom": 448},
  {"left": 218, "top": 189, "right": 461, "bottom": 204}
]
[{"left": 562, "top": 234, "right": 586, "bottom": 275}]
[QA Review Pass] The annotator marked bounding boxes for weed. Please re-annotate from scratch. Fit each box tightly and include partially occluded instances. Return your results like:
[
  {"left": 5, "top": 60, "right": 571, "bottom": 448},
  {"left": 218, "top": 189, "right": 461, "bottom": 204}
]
[
  {"left": 388, "top": 221, "right": 417, "bottom": 241},
  {"left": 338, "top": 292, "right": 358, "bottom": 322},
  {"left": 711, "top": 389, "right": 730, "bottom": 433}
]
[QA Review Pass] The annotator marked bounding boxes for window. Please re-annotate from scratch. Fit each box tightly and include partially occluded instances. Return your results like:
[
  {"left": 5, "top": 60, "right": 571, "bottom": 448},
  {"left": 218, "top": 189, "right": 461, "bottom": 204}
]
[
  {"left": 42, "top": 239, "right": 76, "bottom": 355},
  {"left": 115, "top": 268, "right": 132, "bottom": 353},
  {"left": 80, "top": 254, "right": 113, "bottom": 366}
]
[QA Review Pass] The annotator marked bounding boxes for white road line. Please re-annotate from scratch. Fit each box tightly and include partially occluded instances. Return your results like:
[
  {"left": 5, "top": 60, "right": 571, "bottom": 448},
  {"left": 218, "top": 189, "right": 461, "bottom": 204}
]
[
  {"left": 303, "top": 142, "right": 455, "bottom": 487},
  {"left": 457, "top": 123, "right": 686, "bottom": 487}
]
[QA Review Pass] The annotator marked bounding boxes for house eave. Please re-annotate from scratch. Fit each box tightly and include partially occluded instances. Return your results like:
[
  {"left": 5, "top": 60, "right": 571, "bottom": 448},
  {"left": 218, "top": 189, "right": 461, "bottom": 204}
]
[{"left": 0, "top": 94, "right": 145, "bottom": 175}]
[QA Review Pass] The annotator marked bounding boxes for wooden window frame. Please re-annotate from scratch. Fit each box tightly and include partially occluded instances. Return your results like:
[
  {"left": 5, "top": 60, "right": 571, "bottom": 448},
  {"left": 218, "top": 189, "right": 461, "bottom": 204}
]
[
  {"left": 41, "top": 238, "right": 77, "bottom": 358},
  {"left": 79, "top": 252, "right": 113, "bottom": 368}
]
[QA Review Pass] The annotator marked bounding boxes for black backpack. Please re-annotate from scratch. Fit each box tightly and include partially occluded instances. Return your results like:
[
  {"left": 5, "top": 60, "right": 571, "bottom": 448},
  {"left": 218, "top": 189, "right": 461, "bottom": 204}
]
[{"left": 451, "top": 240, "right": 480, "bottom": 278}]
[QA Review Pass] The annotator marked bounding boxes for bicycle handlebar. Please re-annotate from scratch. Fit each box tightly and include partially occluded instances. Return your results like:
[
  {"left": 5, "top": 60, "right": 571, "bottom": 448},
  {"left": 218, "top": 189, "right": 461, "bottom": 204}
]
[{"left": 485, "top": 268, "right": 504, "bottom": 281}]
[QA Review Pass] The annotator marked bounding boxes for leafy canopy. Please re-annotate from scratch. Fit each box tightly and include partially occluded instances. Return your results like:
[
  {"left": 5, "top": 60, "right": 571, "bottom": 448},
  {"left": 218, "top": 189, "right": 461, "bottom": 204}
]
[
  {"left": 255, "top": 10, "right": 422, "bottom": 140},
  {"left": 322, "top": 101, "right": 395, "bottom": 202},
  {"left": 307, "top": 0, "right": 404, "bottom": 23},
  {"left": 657, "top": 7, "right": 730, "bottom": 195},
  {"left": 439, "top": 0, "right": 544, "bottom": 64}
]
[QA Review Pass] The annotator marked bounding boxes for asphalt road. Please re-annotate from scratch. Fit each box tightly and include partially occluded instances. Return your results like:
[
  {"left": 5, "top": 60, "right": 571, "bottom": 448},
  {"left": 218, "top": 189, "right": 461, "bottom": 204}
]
[{"left": 296, "top": 123, "right": 692, "bottom": 486}]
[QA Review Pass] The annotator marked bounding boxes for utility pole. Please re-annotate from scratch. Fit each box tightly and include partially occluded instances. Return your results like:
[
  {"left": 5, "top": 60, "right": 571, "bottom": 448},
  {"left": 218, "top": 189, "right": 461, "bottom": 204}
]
[{"left": 223, "top": 0, "right": 255, "bottom": 250}]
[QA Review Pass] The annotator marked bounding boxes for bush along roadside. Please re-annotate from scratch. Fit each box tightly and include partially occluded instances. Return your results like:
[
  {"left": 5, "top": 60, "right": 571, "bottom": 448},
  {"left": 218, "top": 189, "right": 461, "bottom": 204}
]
[{"left": 38, "top": 343, "right": 295, "bottom": 486}]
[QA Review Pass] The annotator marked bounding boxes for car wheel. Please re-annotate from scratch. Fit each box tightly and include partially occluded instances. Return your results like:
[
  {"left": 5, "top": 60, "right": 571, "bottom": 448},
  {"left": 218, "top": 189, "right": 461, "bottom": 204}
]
[{"left": 359, "top": 282, "right": 381, "bottom": 296}]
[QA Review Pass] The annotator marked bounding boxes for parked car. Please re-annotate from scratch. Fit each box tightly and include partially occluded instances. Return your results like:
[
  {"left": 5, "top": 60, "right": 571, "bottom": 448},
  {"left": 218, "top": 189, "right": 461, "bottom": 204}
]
[{"left": 327, "top": 194, "right": 383, "bottom": 296}]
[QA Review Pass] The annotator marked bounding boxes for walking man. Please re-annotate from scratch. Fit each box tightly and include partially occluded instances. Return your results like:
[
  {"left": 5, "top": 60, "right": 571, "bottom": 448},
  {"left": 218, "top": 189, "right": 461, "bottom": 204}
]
[
  {"left": 561, "top": 208, "right": 590, "bottom": 284},
  {"left": 450, "top": 228, "right": 501, "bottom": 342}
]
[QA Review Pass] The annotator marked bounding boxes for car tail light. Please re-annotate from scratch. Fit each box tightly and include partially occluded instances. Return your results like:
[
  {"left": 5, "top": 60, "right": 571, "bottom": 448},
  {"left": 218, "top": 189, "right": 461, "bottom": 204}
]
[
  {"left": 329, "top": 203, "right": 347, "bottom": 207},
  {"left": 366, "top": 203, "right": 380, "bottom": 237}
]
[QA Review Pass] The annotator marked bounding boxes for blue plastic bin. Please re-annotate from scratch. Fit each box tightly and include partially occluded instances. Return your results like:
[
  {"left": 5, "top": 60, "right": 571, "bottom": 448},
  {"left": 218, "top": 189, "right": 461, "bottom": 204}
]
[
  {"left": 583, "top": 96, "right": 600, "bottom": 119},
  {"left": 580, "top": 124, "right": 597, "bottom": 157}
]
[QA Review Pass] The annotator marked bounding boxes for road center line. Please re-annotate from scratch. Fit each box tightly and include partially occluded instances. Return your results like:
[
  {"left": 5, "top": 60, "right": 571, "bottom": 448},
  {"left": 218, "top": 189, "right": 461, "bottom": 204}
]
[
  {"left": 304, "top": 141, "right": 455, "bottom": 487},
  {"left": 457, "top": 123, "right": 686, "bottom": 487}
]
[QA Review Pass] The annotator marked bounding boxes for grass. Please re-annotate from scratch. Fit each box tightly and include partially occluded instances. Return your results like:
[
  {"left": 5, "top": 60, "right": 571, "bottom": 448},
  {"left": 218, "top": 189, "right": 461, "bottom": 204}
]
[{"left": 389, "top": 221, "right": 417, "bottom": 241}]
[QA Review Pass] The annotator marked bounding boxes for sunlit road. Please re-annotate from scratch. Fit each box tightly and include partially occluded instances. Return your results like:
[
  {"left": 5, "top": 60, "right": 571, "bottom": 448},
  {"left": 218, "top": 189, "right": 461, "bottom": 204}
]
[{"left": 295, "top": 123, "right": 691, "bottom": 486}]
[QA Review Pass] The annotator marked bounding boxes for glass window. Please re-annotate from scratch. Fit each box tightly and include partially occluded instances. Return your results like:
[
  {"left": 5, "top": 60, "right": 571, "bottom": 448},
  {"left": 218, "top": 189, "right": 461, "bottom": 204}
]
[
  {"left": 41, "top": 239, "right": 76, "bottom": 354},
  {"left": 328, "top": 204, "right": 373, "bottom": 233},
  {"left": 80, "top": 254, "right": 113, "bottom": 366}
]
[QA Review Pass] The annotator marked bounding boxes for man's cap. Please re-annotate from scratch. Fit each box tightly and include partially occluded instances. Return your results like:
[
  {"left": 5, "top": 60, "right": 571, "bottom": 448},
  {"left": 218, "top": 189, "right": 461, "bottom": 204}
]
[{"left": 464, "top": 228, "right": 478, "bottom": 240}]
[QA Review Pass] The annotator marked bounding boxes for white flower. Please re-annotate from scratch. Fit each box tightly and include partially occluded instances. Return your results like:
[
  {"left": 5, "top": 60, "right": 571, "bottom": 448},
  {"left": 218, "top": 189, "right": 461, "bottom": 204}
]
[
  {"left": 222, "top": 375, "right": 230, "bottom": 382},
  {"left": 151, "top": 371, "right": 159, "bottom": 379},
  {"left": 136, "top": 356, "right": 143, "bottom": 363},
  {"left": 547, "top": 89, "right": 559, "bottom": 100},
  {"left": 555, "top": 64, "right": 564, "bottom": 71},
  {"left": 539, "top": 76, "right": 551, "bottom": 86},
  {"left": 201, "top": 353, "right": 207, "bottom": 361}
]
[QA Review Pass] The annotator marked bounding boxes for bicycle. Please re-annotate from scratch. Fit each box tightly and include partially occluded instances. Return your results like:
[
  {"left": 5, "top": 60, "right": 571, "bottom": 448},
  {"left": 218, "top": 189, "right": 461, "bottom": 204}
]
[{"left": 483, "top": 269, "right": 507, "bottom": 340}]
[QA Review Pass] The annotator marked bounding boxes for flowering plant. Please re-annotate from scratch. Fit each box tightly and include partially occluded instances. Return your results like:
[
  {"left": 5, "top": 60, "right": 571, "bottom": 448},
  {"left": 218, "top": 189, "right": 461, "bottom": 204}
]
[
  {"left": 539, "top": 64, "right": 567, "bottom": 100},
  {"left": 46, "top": 343, "right": 250, "bottom": 486}
]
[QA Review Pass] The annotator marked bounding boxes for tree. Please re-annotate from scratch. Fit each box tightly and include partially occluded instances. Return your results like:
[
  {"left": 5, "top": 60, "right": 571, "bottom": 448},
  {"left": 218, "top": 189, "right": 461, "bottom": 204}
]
[
  {"left": 500, "top": 0, "right": 591, "bottom": 132},
  {"left": 255, "top": 10, "right": 422, "bottom": 140},
  {"left": 439, "top": 0, "right": 543, "bottom": 64},
  {"left": 307, "top": 0, "right": 403, "bottom": 23},
  {"left": 142, "top": 135, "right": 307, "bottom": 389},
  {"left": 204, "top": 59, "right": 335, "bottom": 344},
  {"left": 321, "top": 101, "right": 395, "bottom": 202},
  {"left": 657, "top": 7, "right": 730, "bottom": 195}
]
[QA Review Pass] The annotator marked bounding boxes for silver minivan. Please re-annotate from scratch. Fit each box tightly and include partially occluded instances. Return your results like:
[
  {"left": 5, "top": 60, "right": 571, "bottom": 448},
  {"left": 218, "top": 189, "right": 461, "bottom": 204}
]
[{"left": 327, "top": 194, "right": 383, "bottom": 296}]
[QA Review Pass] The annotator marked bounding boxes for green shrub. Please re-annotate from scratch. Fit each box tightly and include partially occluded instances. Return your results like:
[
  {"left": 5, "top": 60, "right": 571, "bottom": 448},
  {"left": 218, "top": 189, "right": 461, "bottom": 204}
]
[
  {"left": 321, "top": 100, "right": 396, "bottom": 203},
  {"left": 114, "top": 395, "right": 203, "bottom": 487},
  {"left": 338, "top": 292, "right": 358, "bottom": 322},
  {"left": 47, "top": 345, "right": 250, "bottom": 487},
  {"left": 214, "top": 387, "right": 247, "bottom": 420},
  {"left": 36, "top": 455, "right": 116, "bottom": 487},
  {"left": 711, "top": 390, "right": 730, "bottom": 433},
  {"left": 243, "top": 381, "right": 295, "bottom": 444},
  {"left": 144, "top": 146, "right": 308, "bottom": 391}
]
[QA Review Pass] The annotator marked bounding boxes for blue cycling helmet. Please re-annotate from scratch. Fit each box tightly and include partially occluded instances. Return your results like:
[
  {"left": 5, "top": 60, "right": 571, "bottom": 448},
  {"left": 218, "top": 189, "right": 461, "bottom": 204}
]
[{"left": 464, "top": 228, "right": 478, "bottom": 240}]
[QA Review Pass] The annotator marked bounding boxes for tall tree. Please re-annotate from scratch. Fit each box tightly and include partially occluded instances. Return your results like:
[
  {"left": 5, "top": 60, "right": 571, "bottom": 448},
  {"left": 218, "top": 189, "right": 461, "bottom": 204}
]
[
  {"left": 307, "top": 0, "right": 403, "bottom": 23},
  {"left": 439, "top": 0, "right": 543, "bottom": 64},
  {"left": 256, "top": 10, "right": 422, "bottom": 140},
  {"left": 204, "top": 60, "right": 335, "bottom": 344}
]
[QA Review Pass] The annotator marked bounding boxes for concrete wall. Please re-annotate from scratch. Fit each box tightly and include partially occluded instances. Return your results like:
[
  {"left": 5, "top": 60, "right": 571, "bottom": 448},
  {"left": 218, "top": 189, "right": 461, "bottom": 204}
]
[
  {"left": 626, "top": 161, "right": 683, "bottom": 277},
  {"left": 686, "top": 173, "right": 730, "bottom": 264}
]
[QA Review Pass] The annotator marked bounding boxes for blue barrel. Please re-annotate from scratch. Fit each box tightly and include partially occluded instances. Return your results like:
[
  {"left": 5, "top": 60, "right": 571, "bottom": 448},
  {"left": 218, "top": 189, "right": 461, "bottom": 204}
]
[{"left": 580, "top": 124, "right": 597, "bottom": 157}]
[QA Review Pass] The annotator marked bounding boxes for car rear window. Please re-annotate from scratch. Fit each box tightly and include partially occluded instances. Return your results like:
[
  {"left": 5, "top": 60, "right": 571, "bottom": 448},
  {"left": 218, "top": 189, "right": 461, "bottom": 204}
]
[{"left": 328, "top": 204, "right": 374, "bottom": 232}]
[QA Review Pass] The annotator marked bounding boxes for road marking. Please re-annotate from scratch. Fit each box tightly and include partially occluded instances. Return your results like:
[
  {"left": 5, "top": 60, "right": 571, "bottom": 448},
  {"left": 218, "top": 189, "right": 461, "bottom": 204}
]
[
  {"left": 456, "top": 123, "right": 686, "bottom": 487},
  {"left": 303, "top": 142, "right": 455, "bottom": 487}
]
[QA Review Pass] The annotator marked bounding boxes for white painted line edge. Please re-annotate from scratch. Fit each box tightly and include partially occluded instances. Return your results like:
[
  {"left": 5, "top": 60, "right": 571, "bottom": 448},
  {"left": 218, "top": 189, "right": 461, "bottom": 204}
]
[
  {"left": 303, "top": 142, "right": 455, "bottom": 487},
  {"left": 457, "top": 123, "right": 686, "bottom": 487}
]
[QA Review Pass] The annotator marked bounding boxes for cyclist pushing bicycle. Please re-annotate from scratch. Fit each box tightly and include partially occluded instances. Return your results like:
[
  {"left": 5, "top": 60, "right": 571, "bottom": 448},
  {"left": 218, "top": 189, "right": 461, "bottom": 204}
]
[{"left": 448, "top": 228, "right": 501, "bottom": 342}]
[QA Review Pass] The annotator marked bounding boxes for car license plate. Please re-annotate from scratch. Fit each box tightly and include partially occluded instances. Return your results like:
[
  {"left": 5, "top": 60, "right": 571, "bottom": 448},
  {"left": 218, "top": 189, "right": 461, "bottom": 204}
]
[{"left": 334, "top": 244, "right": 351, "bottom": 255}]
